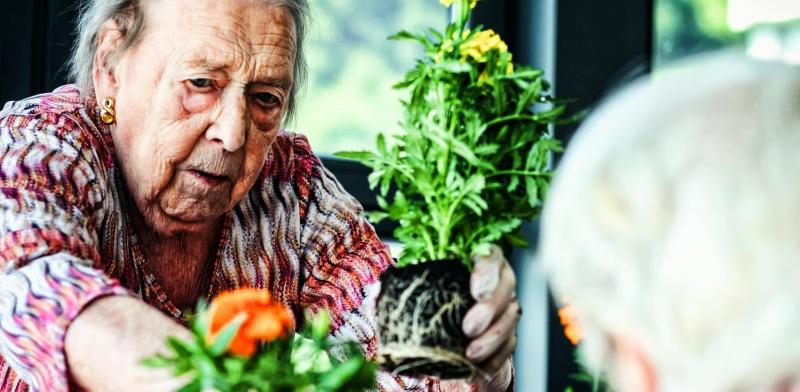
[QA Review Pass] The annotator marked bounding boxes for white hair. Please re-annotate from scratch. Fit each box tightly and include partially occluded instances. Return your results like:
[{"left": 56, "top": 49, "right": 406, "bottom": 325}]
[
  {"left": 540, "top": 52, "right": 800, "bottom": 391},
  {"left": 68, "top": 0, "right": 308, "bottom": 123}
]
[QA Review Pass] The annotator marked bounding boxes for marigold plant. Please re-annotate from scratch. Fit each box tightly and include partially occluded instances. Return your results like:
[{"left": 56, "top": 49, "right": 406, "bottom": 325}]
[
  {"left": 336, "top": 0, "right": 572, "bottom": 266},
  {"left": 144, "top": 288, "right": 376, "bottom": 391}
]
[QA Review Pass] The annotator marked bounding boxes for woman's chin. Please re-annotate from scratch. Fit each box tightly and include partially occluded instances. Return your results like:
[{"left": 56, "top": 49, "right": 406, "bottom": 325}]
[{"left": 146, "top": 204, "right": 226, "bottom": 236}]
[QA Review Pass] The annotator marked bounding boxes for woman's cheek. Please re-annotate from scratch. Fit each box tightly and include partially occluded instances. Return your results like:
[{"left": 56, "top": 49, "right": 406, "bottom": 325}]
[
  {"left": 250, "top": 106, "right": 282, "bottom": 133},
  {"left": 244, "top": 121, "right": 277, "bottom": 157},
  {"left": 182, "top": 90, "right": 217, "bottom": 113}
]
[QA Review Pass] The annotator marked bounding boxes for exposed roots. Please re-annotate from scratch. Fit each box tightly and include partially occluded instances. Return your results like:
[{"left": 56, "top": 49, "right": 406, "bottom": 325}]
[
  {"left": 377, "top": 261, "right": 476, "bottom": 378},
  {"left": 378, "top": 343, "right": 481, "bottom": 379}
]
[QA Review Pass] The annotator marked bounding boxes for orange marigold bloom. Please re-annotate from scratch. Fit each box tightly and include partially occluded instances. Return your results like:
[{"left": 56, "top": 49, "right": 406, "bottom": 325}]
[
  {"left": 558, "top": 305, "right": 582, "bottom": 345},
  {"left": 206, "top": 288, "right": 295, "bottom": 357}
]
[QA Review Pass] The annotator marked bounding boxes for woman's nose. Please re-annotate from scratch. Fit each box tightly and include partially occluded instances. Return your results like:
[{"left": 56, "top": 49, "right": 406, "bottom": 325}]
[{"left": 205, "top": 93, "right": 247, "bottom": 152}]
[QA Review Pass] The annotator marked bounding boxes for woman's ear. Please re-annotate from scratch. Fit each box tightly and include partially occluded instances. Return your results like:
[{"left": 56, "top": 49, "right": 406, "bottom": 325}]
[
  {"left": 92, "top": 18, "right": 125, "bottom": 98},
  {"left": 611, "top": 336, "right": 657, "bottom": 392}
]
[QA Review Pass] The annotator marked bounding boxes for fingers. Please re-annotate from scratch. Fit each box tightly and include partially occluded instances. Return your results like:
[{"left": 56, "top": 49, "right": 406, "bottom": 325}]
[
  {"left": 466, "top": 300, "right": 521, "bottom": 363},
  {"left": 462, "top": 264, "right": 516, "bottom": 337},
  {"left": 470, "top": 245, "right": 504, "bottom": 301},
  {"left": 481, "top": 337, "right": 516, "bottom": 376}
]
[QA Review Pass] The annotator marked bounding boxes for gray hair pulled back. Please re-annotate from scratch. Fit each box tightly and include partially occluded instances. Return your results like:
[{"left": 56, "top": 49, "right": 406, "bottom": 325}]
[{"left": 69, "top": 0, "right": 309, "bottom": 123}]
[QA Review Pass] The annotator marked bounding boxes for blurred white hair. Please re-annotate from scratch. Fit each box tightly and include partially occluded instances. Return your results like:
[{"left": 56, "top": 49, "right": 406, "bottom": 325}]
[{"left": 540, "top": 52, "right": 800, "bottom": 391}]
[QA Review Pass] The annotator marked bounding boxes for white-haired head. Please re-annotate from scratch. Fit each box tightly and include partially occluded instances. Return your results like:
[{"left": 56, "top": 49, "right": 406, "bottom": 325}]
[
  {"left": 540, "top": 52, "right": 800, "bottom": 391},
  {"left": 68, "top": 0, "right": 308, "bottom": 123}
]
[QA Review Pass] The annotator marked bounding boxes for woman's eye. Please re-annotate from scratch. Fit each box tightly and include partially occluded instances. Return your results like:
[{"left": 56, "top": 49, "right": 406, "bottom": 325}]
[
  {"left": 252, "top": 92, "right": 280, "bottom": 108},
  {"left": 189, "top": 78, "right": 212, "bottom": 88}
]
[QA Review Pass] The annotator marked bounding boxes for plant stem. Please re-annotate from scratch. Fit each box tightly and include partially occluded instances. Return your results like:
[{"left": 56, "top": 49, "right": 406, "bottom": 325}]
[
  {"left": 452, "top": 0, "right": 470, "bottom": 37},
  {"left": 420, "top": 227, "right": 437, "bottom": 261}
]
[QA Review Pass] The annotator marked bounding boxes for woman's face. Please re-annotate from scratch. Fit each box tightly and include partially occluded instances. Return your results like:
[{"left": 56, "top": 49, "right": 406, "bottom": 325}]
[{"left": 99, "top": 0, "right": 295, "bottom": 235}]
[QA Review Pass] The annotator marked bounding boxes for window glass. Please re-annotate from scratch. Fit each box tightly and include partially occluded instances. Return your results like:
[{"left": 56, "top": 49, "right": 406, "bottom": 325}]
[
  {"left": 655, "top": 0, "right": 800, "bottom": 69},
  {"left": 294, "top": 1, "right": 446, "bottom": 155},
  {"left": 654, "top": 0, "right": 743, "bottom": 68}
]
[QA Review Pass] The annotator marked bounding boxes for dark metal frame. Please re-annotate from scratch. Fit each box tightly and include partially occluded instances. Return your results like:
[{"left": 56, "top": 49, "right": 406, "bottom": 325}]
[
  {"left": 0, "top": 0, "right": 78, "bottom": 104},
  {"left": 550, "top": 1, "right": 654, "bottom": 390}
]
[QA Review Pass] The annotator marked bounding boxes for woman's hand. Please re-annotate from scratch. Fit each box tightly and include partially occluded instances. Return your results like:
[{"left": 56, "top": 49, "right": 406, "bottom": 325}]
[
  {"left": 65, "top": 295, "right": 192, "bottom": 392},
  {"left": 463, "top": 245, "right": 519, "bottom": 390}
]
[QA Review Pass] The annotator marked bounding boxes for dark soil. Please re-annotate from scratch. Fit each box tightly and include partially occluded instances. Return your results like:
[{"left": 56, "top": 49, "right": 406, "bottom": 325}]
[{"left": 376, "top": 259, "right": 477, "bottom": 379}]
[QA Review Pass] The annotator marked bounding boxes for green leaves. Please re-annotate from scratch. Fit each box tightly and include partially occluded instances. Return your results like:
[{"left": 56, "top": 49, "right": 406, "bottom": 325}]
[
  {"left": 143, "top": 309, "right": 375, "bottom": 391},
  {"left": 208, "top": 316, "right": 244, "bottom": 356},
  {"left": 337, "top": 9, "right": 570, "bottom": 267},
  {"left": 332, "top": 150, "right": 375, "bottom": 162}
]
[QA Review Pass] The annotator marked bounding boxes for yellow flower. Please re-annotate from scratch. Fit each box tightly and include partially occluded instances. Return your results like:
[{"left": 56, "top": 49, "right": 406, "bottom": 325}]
[
  {"left": 440, "top": 0, "right": 479, "bottom": 8},
  {"left": 459, "top": 29, "right": 508, "bottom": 63}
]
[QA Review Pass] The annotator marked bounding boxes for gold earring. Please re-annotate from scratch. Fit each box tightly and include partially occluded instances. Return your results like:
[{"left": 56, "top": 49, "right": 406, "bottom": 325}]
[{"left": 100, "top": 97, "right": 116, "bottom": 124}]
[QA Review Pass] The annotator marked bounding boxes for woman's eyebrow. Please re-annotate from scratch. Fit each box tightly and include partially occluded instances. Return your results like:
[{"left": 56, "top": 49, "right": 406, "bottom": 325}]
[
  {"left": 182, "top": 57, "right": 291, "bottom": 86},
  {"left": 250, "top": 77, "right": 290, "bottom": 89}
]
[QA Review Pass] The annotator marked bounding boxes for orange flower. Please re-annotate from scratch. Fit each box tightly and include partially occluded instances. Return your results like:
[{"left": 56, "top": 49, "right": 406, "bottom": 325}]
[
  {"left": 558, "top": 305, "right": 582, "bottom": 345},
  {"left": 206, "top": 288, "right": 295, "bottom": 357}
]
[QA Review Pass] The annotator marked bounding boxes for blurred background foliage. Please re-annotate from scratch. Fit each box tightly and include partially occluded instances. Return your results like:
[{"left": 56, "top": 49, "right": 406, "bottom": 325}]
[{"left": 294, "top": 0, "right": 445, "bottom": 154}]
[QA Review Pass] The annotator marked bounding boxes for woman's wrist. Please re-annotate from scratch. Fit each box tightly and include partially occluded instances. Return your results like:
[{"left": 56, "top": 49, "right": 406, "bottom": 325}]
[
  {"left": 479, "top": 358, "right": 514, "bottom": 392},
  {"left": 65, "top": 295, "right": 190, "bottom": 391}
]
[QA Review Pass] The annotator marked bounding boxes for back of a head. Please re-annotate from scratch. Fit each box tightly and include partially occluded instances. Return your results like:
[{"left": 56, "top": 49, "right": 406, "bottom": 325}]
[{"left": 540, "top": 53, "right": 800, "bottom": 391}]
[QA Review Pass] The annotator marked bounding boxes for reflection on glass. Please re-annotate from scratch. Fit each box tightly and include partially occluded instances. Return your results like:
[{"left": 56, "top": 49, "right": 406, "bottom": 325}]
[
  {"left": 294, "top": 1, "right": 445, "bottom": 154},
  {"left": 654, "top": 0, "right": 743, "bottom": 68},
  {"left": 655, "top": 0, "right": 800, "bottom": 68}
]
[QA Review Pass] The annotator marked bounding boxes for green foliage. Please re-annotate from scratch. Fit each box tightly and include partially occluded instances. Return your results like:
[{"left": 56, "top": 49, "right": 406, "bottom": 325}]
[
  {"left": 296, "top": 0, "right": 444, "bottom": 154},
  {"left": 335, "top": 0, "right": 567, "bottom": 267},
  {"left": 143, "top": 306, "right": 376, "bottom": 392},
  {"left": 566, "top": 352, "right": 612, "bottom": 392}
]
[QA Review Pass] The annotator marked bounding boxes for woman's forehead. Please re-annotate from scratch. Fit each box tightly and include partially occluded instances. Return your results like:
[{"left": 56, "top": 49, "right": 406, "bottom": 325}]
[
  {"left": 151, "top": 0, "right": 295, "bottom": 42},
  {"left": 148, "top": 0, "right": 295, "bottom": 80}
]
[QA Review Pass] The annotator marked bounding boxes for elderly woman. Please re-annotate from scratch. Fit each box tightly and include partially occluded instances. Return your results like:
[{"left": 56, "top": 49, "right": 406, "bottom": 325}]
[
  {"left": 0, "top": 0, "right": 519, "bottom": 391},
  {"left": 540, "top": 53, "right": 800, "bottom": 391}
]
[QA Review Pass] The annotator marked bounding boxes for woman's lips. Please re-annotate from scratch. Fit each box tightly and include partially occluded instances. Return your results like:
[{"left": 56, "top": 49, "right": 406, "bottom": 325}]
[{"left": 188, "top": 169, "right": 230, "bottom": 187}]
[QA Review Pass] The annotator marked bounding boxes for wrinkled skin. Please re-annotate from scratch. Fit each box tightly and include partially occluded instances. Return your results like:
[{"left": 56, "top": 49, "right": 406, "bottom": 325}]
[
  {"left": 94, "top": 0, "right": 295, "bottom": 237},
  {"left": 88, "top": 0, "right": 517, "bottom": 390},
  {"left": 70, "top": 2, "right": 299, "bottom": 390}
]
